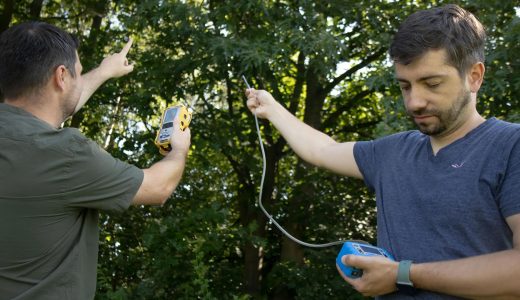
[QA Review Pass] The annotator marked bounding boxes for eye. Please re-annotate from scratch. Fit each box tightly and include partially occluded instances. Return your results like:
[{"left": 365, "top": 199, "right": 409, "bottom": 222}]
[
  {"left": 399, "top": 84, "right": 411, "bottom": 91},
  {"left": 426, "top": 81, "right": 441, "bottom": 88}
]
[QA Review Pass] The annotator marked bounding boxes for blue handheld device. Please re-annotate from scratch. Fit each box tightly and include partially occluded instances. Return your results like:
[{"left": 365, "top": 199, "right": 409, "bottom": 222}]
[{"left": 336, "top": 241, "right": 395, "bottom": 278}]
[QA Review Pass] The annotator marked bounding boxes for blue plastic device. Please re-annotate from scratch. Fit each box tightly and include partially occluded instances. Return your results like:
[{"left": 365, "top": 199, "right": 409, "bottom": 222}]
[{"left": 336, "top": 241, "right": 395, "bottom": 278}]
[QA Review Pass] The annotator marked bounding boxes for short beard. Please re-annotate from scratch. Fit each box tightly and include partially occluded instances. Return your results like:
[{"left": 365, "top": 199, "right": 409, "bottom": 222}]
[{"left": 408, "top": 88, "right": 471, "bottom": 136}]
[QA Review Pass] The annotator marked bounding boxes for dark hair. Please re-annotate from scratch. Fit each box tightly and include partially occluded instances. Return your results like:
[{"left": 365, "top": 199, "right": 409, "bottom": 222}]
[
  {"left": 389, "top": 4, "right": 486, "bottom": 76},
  {"left": 0, "top": 21, "right": 79, "bottom": 99}
]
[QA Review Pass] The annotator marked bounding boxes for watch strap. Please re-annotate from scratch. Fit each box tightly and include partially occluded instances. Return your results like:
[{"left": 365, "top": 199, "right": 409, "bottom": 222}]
[
  {"left": 397, "top": 260, "right": 413, "bottom": 285},
  {"left": 396, "top": 260, "right": 417, "bottom": 295}
]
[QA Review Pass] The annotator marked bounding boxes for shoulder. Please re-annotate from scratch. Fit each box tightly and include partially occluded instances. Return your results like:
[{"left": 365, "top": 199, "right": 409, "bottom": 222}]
[
  {"left": 60, "top": 128, "right": 119, "bottom": 168},
  {"left": 59, "top": 128, "right": 143, "bottom": 195},
  {"left": 474, "top": 119, "right": 520, "bottom": 167},
  {"left": 31, "top": 127, "right": 92, "bottom": 157},
  {"left": 354, "top": 130, "right": 426, "bottom": 160},
  {"left": 363, "top": 130, "right": 426, "bottom": 148},
  {"left": 485, "top": 118, "right": 520, "bottom": 134},
  {"left": 482, "top": 118, "right": 520, "bottom": 147}
]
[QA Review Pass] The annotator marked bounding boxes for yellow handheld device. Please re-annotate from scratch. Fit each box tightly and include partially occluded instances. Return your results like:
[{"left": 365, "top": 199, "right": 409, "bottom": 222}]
[{"left": 154, "top": 105, "right": 192, "bottom": 155}]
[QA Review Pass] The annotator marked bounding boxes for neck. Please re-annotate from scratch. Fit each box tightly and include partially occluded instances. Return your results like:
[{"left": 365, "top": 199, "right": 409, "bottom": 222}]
[
  {"left": 430, "top": 110, "right": 485, "bottom": 155},
  {"left": 5, "top": 92, "right": 63, "bottom": 129}
]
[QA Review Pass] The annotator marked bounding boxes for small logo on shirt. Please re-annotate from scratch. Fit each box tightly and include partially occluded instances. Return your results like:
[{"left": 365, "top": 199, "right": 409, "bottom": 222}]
[{"left": 451, "top": 162, "right": 464, "bottom": 168}]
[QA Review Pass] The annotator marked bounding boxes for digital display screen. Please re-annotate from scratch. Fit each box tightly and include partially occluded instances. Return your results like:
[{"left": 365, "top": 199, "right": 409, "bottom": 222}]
[
  {"left": 163, "top": 108, "right": 178, "bottom": 123},
  {"left": 162, "top": 122, "right": 173, "bottom": 129},
  {"left": 359, "top": 245, "right": 383, "bottom": 256}
]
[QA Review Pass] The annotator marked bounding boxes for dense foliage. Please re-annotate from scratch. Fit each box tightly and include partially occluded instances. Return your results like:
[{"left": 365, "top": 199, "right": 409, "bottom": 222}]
[{"left": 2, "top": 0, "right": 519, "bottom": 299}]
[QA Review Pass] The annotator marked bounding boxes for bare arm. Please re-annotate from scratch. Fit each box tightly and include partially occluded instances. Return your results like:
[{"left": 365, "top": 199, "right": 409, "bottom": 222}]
[
  {"left": 74, "top": 38, "right": 135, "bottom": 114},
  {"left": 339, "top": 214, "right": 520, "bottom": 299},
  {"left": 245, "top": 88, "right": 362, "bottom": 179},
  {"left": 132, "top": 116, "right": 191, "bottom": 205}
]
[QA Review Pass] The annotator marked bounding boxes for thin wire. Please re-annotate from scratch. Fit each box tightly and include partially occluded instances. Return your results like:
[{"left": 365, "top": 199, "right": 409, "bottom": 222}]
[{"left": 243, "top": 75, "right": 350, "bottom": 248}]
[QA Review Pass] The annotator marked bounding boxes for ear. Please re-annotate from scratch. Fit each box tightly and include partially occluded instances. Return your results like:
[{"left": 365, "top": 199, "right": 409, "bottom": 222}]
[
  {"left": 467, "top": 62, "right": 485, "bottom": 93},
  {"left": 53, "top": 65, "right": 68, "bottom": 91}
]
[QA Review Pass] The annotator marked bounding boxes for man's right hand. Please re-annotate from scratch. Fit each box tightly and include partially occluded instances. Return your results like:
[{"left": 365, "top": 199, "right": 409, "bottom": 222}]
[
  {"left": 167, "top": 114, "right": 191, "bottom": 157},
  {"left": 245, "top": 88, "right": 279, "bottom": 119},
  {"left": 132, "top": 114, "right": 191, "bottom": 206},
  {"left": 244, "top": 87, "right": 362, "bottom": 179}
]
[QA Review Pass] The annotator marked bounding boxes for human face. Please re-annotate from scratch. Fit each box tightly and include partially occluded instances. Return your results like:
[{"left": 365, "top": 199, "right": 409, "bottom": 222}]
[
  {"left": 395, "top": 49, "right": 472, "bottom": 137},
  {"left": 60, "top": 52, "right": 83, "bottom": 120}
]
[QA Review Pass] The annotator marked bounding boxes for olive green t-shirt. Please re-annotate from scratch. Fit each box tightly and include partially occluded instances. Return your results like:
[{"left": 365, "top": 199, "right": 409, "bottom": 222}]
[{"left": 0, "top": 103, "right": 144, "bottom": 299}]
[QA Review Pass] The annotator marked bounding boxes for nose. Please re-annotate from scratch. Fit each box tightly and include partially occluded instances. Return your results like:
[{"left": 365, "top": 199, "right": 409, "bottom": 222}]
[{"left": 405, "top": 87, "right": 428, "bottom": 113}]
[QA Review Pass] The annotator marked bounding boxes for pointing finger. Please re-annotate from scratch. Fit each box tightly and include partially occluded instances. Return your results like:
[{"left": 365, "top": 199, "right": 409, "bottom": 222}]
[{"left": 119, "top": 37, "right": 133, "bottom": 56}]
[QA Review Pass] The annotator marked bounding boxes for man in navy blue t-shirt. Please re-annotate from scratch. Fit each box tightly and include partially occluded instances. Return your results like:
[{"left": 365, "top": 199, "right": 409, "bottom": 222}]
[{"left": 246, "top": 4, "right": 520, "bottom": 299}]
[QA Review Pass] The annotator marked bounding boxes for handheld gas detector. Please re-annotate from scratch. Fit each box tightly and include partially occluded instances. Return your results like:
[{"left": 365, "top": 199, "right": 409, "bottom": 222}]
[
  {"left": 336, "top": 241, "right": 395, "bottom": 278},
  {"left": 154, "top": 105, "right": 192, "bottom": 156}
]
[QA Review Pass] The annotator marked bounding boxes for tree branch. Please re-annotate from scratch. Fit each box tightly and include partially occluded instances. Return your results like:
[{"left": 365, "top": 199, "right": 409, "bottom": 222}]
[
  {"left": 324, "top": 47, "right": 387, "bottom": 95},
  {"left": 322, "top": 89, "right": 375, "bottom": 129}
]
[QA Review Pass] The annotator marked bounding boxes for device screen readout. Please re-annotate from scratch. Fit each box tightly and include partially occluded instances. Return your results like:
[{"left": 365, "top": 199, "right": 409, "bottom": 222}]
[
  {"left": 162, "top": 108, "right": 178, "bottom": 128},
  {"left": 162, "top": 122, "right": 173, "bottom": 129},
  {"left": 359, "top": 245, "right": 386, "bottom": 256}
]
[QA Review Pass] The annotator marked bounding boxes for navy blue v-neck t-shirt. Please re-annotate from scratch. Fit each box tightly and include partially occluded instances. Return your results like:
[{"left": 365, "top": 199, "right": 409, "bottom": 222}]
[{"left": 355, "top": 118, "right": 520, "bottom": 299}]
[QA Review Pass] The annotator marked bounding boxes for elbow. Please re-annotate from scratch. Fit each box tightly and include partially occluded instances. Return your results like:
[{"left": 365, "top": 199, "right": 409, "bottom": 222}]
[
  {"left": 132, "top": 176, "right": 178, "bottom": 206},
  {"left": 311, "top": 142, "right": 336, "bottom": 168},
  {"left": 135, "top": 164, "right": 184, "bottom": 206},
  {"left": 157, "top": 186, "right": 175, "bottom": 205},
  {"left": 151, "top": 183, "right": 177, "bottom": 206},
  {"left": 132, "top": 187, "right": 172, "bottom": 206},
  {"left": 149, "top": 197, "right": 168, "bottom": 207}
]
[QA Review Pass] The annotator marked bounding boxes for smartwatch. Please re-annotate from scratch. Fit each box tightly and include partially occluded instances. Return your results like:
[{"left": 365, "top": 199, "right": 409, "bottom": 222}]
[{"left": 396, "top": 260, "right": 417, "bottom": 295}]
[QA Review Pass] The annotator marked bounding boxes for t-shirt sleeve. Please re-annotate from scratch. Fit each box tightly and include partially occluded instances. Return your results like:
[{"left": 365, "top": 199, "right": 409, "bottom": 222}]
[
  {"left": 60, "top": 132, "right": 144, "bottom": 213},
  {"left": 497, "top": 132, "right": 520, "bottom": 218},
  {"left": 353, "top": 140, "right": 378, "bottom": 191}
]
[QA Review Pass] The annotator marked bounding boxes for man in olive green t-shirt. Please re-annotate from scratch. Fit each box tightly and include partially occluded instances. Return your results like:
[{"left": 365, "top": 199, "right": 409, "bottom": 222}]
[{"left": 0, "top": 22, "right": 190, "bottom": 299}]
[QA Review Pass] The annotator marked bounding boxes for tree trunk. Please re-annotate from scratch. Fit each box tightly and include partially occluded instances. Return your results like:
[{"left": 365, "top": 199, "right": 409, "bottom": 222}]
[
  {"left": 235, "top": 126, "right": 283, "bottom": 298},
  {"left": 0, "top": 0, "right": 15, "bottom": 33},
  {"left": 273, "top": 65, "right": 327, "bottom": 299},
  {"left": 104, "top": 96, "right": 122, "bottom": 151},
  {"left": 69, "top": 5, "right": 104, "bottom": 128},
  {"left": 87, "top": 14, "right": 103, "bottom": 50},
  {"left": 241, "top": 212, "right": 266, "bottom": 297},
  {"left": 29, "top": 0, "right": 43, "bottom": 19}
]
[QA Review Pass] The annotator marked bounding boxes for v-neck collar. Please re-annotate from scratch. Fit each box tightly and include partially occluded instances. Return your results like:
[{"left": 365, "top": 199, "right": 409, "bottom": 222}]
[{"left": 426, "top": 117, "right": 497, "bottom": 160}]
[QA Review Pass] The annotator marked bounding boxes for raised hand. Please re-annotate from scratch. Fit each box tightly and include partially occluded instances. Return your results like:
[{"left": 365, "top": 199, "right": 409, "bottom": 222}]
[
  {"left": 74, "top": 38, "right": 136, "bottom": 114},
  {"left": 245, "top": 88, "right": 278, "bottom": 119},
  {"left": 98, "top": 38, "right": 135, "bottom": 79}
]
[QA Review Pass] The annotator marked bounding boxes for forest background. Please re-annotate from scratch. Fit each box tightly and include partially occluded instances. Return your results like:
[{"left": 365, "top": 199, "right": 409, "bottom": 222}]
[{"left": 1, "top": 0, "right": 519, "bottom": 299}]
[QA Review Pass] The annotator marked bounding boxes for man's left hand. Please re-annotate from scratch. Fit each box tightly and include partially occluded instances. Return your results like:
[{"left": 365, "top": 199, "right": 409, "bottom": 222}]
[
  {"left": 336, "top": 255, "right": 399, "bottom": 297},
  {"left": 98, "top": 38, "right": 134, "bottom": 79}
]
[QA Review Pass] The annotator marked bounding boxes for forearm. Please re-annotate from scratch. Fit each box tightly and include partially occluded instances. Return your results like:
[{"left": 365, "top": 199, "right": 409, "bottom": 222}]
[
  {"left": 268, "top": 101, "right": 337, "bottom": 166},
  {"left": 75, "top": 39, "right": 134, "bottom": 113},
  {"left": 74, "top": 67, "right": 111, "bottom": 113},
  {"left": 411, "top": 249, "right": 520, "bottom": 299},
  {"left": 133, "top": 150, "right": 187, "bottom": 205}
]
